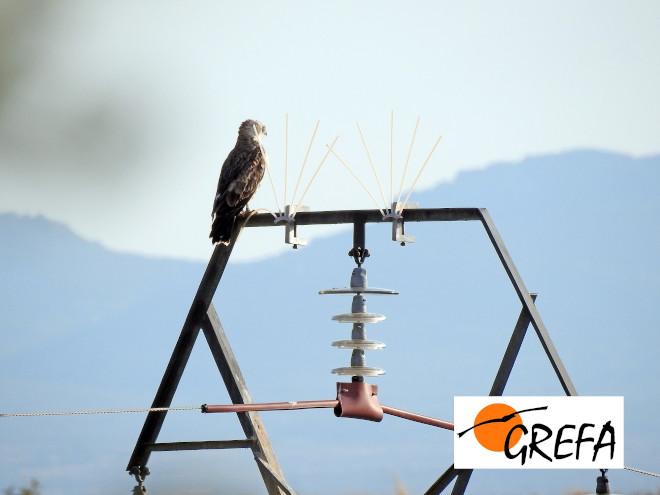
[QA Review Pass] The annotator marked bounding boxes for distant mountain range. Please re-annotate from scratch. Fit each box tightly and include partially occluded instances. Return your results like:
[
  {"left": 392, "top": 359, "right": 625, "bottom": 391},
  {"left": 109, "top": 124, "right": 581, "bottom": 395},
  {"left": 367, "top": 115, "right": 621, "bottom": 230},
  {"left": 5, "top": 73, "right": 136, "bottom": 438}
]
[{"left": 1, "top": 150, "right": 658, "bottom": 495}]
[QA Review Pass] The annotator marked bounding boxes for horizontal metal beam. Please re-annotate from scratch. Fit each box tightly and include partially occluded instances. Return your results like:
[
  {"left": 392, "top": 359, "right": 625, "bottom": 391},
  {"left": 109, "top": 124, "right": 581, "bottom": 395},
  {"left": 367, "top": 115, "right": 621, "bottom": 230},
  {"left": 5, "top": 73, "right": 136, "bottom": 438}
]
[
  {"left": 146, "top": 439, "right": 255, "bottom": 452},
  {"left": 242, "top": 207, "right": 484, "bottom": 227}
]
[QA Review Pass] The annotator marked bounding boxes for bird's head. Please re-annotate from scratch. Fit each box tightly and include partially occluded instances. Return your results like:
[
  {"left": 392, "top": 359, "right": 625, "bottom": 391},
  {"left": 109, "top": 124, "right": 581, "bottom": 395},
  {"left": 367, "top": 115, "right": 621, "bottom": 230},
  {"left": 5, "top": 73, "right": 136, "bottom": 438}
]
[{"left": 238, "top": 119, "right": 267, "bottom": 143}]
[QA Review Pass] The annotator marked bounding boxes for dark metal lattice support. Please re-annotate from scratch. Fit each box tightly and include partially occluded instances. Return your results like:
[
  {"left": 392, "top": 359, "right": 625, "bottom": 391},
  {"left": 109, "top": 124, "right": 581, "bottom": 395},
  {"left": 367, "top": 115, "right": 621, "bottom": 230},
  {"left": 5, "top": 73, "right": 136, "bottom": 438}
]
[
  {"left": 127, "top": 220, "right": 292, "bottom": 495},
  {"left": 424, "top": 294, "right": 548, "bottom": 495},
  {"left": 127, "top": 207, "right": 577, "bottom": 495}
]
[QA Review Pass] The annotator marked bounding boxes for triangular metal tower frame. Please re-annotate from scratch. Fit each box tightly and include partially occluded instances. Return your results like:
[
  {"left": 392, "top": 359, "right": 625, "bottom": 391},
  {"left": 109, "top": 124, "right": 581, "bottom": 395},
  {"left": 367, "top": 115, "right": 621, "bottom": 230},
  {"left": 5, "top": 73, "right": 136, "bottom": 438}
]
[{"left": 127, "top": 207, "right": 577, "bottom": 495}]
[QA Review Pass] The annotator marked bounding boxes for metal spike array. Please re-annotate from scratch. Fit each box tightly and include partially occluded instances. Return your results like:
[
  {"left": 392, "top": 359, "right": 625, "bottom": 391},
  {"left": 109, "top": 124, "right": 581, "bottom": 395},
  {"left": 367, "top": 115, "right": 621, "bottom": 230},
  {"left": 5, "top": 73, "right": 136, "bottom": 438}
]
[{"left": 320, "top": 266, "right": 398, "bottom": 379}]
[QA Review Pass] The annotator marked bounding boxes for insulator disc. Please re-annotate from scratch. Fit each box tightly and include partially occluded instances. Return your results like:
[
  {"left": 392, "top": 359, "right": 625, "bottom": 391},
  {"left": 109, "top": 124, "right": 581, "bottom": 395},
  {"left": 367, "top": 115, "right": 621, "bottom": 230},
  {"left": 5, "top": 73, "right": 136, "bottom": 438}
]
[
  {"left": 332, "top": 313, "right": 386, "bottom": 323},
  {"left": 331, "top": 339, "right": 386, "bottom": 350},
  {"left": 331, "top": 366, "right": 385, "bottom": 376},
  {"left": 319, "top": 287, "right": 399, "bottom": 295}
]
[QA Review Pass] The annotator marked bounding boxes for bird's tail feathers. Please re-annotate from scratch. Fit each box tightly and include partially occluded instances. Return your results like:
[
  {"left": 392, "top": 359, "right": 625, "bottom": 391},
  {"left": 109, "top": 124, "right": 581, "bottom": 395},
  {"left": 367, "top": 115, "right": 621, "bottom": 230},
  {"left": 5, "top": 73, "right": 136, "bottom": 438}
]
[{"left": 210, "top": 214, "right": 236, "bottom": 245}]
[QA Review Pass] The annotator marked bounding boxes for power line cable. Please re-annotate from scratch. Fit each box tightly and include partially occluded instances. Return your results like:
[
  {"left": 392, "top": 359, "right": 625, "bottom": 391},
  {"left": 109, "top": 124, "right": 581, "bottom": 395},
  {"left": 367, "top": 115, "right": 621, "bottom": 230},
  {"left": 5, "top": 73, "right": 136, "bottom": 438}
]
[
  {"left": 4, "top": 407, "right": 660, "bottom": 481},
  {"left": 624, "top": 466, "right": 660, "bottom": 478},
  {"left": 0, "top": 406, "right": 200, "bottom": 417}
]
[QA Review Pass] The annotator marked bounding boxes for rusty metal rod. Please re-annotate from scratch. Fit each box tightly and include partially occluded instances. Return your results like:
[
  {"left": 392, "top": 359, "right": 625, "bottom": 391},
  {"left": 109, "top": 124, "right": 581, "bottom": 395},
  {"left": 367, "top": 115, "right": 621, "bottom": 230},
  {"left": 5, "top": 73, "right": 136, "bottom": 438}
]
[
  {"left": 381, "top": 405, "right": 454, "bottom": 431},
  {"left": 203, "top": 400, "right": 338, "bottom": 413},
  {"left": 202, "top": 401, "right": 454, "bottom": 431}
]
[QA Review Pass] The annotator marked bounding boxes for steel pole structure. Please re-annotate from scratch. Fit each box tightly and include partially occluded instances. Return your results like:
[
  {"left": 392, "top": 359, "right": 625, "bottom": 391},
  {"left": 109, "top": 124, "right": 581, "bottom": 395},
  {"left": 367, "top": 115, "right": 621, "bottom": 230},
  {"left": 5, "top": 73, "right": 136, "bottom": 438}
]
[
  {"left": 127, "top": 219, "right": 291, "bottom": 495},
  {"left": 127, "top": 207, "right": 577, "bottom": 495},
  {"left": 238, "top": 208, "right": 577, "bottom": 495},
  {"left": 126, "top": 223, "right": 241, "bottom": 471}
]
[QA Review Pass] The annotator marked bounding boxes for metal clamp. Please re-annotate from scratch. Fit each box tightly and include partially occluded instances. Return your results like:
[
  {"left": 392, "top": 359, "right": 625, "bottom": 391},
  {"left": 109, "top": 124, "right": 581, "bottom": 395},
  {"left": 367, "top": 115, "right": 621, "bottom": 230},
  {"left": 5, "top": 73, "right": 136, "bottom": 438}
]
[
  {"left": 334, "top": 382, "right": 383, "bottom": 422},
  {"left": 129, "top": 466, "right": 150, "bottom": 494},
  {"left": 348, "top": 246, "right": 369, "bottom": 267},
  {"left": 274, "top": 205, "right": 309, "bottom": 248},
  {"left": 388, "top": 202, "right": 418, "bottom": 245}
]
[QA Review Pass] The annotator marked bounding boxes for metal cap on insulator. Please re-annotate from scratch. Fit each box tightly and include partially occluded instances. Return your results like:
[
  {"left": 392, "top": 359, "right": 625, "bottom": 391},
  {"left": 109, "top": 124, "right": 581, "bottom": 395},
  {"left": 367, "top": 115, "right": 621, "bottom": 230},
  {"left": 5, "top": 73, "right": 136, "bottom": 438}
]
[
  {"left": 351, "top": 267, "right": 367, "bottom": 289},
  {"left": 352, "top": 294, "right": 366, "bottom": 313}
]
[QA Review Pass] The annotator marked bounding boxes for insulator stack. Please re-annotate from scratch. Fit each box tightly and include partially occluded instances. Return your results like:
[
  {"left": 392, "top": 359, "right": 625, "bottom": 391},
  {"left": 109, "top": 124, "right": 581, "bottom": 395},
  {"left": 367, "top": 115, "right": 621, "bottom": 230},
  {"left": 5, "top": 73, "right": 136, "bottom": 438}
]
[{"left": 319, "top": 267, "right": 398, "bottom": 380}]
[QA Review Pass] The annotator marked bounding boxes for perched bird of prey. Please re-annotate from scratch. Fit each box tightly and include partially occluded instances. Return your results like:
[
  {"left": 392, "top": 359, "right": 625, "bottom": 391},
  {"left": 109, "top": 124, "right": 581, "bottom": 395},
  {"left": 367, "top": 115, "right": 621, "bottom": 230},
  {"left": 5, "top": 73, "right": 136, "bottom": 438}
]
[{"left": 210, "top": 119, "right": 267, "bottom": 244}]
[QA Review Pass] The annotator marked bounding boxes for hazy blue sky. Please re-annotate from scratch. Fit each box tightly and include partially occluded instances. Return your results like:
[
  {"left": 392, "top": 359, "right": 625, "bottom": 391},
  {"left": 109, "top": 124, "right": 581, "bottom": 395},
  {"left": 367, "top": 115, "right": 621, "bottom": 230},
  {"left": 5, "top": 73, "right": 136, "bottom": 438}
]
[{"left": 0, "top": 1, "right": 658, "bottom": 261}]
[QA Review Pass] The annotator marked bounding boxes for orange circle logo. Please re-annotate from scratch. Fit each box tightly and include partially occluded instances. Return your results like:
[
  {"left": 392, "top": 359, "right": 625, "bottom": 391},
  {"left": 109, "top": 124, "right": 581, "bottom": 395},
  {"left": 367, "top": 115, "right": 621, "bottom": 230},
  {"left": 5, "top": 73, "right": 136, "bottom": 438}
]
[{"left": 472, "top": 403, "right": 523, "bottom": 452}]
